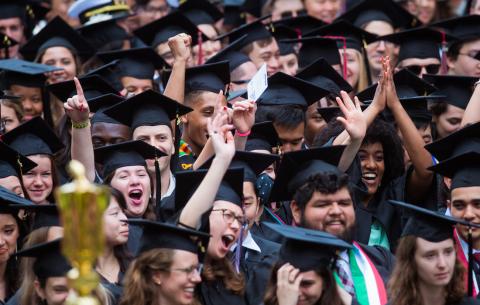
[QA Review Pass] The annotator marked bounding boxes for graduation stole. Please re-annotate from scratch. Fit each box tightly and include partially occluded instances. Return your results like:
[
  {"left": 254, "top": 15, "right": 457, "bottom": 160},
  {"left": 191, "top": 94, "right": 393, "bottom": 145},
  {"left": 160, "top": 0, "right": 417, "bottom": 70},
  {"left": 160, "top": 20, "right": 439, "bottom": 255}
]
[
  {"left": 347, "top": 242, "right": 388, "bottom": 305},
  {"left": 454, "top": 229, "right": 479, "bottom": 296},
  {"left": 178, "top": 139, "right": 193, "bottom": 157}
]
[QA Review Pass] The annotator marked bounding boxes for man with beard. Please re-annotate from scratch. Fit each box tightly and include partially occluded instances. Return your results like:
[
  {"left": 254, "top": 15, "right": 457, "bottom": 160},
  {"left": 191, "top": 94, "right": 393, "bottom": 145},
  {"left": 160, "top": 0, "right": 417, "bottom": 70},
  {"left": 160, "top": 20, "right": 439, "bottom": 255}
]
[{"left": 268, "top": 146, "right": 395, "bottom": 302}]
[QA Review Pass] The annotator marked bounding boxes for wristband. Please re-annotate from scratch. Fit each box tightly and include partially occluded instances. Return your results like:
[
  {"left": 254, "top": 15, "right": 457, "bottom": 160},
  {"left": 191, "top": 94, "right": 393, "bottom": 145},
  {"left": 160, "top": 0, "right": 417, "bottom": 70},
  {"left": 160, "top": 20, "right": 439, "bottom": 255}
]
[
  {"left": 235, "top": 129, "right": 251, "bottom": 137},
  {"left": 72, "top": 120, "right": 90, "bottom": 129}
]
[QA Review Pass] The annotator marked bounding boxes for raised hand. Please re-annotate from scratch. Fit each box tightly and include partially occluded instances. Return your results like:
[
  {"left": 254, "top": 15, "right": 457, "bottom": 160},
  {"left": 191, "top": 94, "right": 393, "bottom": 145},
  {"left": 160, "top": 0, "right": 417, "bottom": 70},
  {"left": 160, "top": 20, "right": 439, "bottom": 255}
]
[
  {"left": 208, "top": 91, "right": 235, "bottom": 162},
  {"left": 370, "top": 56, "right": 388, "bottom": 113},
  {"left": 384, "top": 56, "right": 401, "bottom": 109},
  {"left": 231, "top": 100, "right": 256, "bottom": 134},
  {"left": 64, "top": 77, "right": 89, "bottom": 124},
  {"left": 168, "top": 33, "right": 192, "bottom": 63},
  {"left": 276, "top": 263, "right": 303, "bottom": 305},
  {"left": 336, "top": 90, "right": 367, "bottom": 142}
]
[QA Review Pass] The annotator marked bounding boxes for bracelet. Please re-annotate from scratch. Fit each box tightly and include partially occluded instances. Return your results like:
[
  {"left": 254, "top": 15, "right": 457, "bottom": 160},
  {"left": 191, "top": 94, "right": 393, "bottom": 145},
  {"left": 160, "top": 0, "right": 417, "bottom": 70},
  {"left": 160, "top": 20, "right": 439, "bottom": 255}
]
[
  {"left": 71, "top": 120, "right": 90, "bottom": 129},
  {"left": 235, "top": 129, "right": 251, "bottom": 137}
]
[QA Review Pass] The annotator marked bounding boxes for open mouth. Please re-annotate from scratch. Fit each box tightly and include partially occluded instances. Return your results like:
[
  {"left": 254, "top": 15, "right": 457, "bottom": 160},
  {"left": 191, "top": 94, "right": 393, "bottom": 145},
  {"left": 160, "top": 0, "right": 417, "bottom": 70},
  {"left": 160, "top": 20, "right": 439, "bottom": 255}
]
[
  {"left": 128, "top": 189, "right": 143, "bottom": 204},
  {"left": 362, "top": 172, "right": 377, "bottom": 181},
  {"left": 221, "top": 234, "right": 235, "bottom": 249}
]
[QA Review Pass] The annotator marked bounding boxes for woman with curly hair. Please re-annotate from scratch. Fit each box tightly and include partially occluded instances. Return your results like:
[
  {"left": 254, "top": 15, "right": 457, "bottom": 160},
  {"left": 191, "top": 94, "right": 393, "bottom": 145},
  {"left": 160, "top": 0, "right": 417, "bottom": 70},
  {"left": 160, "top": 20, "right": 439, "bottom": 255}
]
[{"left": 387, "top": 200, "right": 477, "bottom": 305}]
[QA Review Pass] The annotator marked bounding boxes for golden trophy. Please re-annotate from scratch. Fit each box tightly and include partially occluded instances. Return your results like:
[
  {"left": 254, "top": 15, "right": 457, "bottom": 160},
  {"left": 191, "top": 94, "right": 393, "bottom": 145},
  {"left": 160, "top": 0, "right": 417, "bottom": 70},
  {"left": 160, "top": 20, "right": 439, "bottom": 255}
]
[{"left": 55, "top": 160, "right": 110, "bottom": 305}]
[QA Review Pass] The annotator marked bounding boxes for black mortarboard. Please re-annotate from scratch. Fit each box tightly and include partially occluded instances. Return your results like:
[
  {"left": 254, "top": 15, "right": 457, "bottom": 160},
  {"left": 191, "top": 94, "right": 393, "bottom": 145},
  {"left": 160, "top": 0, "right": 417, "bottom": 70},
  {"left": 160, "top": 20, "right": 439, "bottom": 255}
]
[
  {"left": 82, "top": 60, "right": 122, "bottom": 92},
  {"left": 264, "top": 222, "right": 352, "bottom": 271},
  {"left": 337, "top": 0, "right": 419, "bottom": 29},
  {"left": 2, "top": 117, "right": 64, "bottom": 156},
  {"left": 129, "top": 219, "right": 210, "bottom": 255},
  {"left": 0, "top": 59, "right": 61, "bottom": 88},
  {"left": 389, "top": 199, "right": 479, "bottom": 242},
  {"left": 281, "top": 37, "right": 340, "bottom": 69},
  {"left": 94, "top": 140, "right": 166, "bottom": 177},
  {"left": 97, "top": 47, "right": 167, "bottom": 80},
  {"left": 76, "top": 18, "right": 129, "bottom": 50},
  {"left": 174, "top": 168, "right": 245, "bottom": 211},
  {"left": 0, "top": 0, "right": 26, "bottom": 20},
  {"left": 317, "top": 105, "right": 368, "bottom": 123},
  {"left": 18, "top": 203, "right": 60, "bottom": 230},
  {"left": 431, "top": 15, "right": 480, "bottom": 44},
  {"left": 200, "top": 151, "right": 280, "bottom": 184},
  {"left": 272, "top": 15, "right": 326, "bottom": 37},
  {"left": 241, "top": 0, "right": 267, "bottom": 18},
  {"left": 422, "top": 74, "right": 477, "bottom": 110},
  {"left": 47, "top": 75, "right": 118, "bottom": 102},
  {"left": 134, "top": 12, "right": 207, "bottom": 48},
  {"left": 19, "top": 16, "right": 94, "bottom": 61},
  {"left": 379, "top": 27, "right": 452, "bottom": 62},
  {"left": 269, "top": 146, "right": 346, "bottom": 202},
  {"left": 271, "top": 25, "right": 297, "bottom": 56},
  {"left": 296, "top": 58, "right": 353, "bottom": 96},
  {"left": 216, "top": 15, "right": 273, "bottom": 50},
  {"left": 178, "top": 0, "right": 223, "bottom": 25},
  {"left": 425, "top": 122, "right": 480, "bottom": 162},
  {"left": 257, "top": 72, "right": 330, "bottom": 108},
  {"left": 181, "top": 61, "right": 230, "bottom": 94},
  {"left": 223, "top": 5, "right": 246, "bottom": 27},
  {"left": 205, "top": 35, "right": 251, "bottom": 72},
  {"left": 103, "top": 89, "right": 192, "bottom": 131},
  {"left": 245, "top": 121, "right": 280, "bottom": 152},
  {"left": 14, "top": 239, "right": 71, "bottom": 279},
  {"left": 305, "top": 20, "right": 377, "bottom": 52},
  {"left": 0, "top": 141, "right": 37, "bottom": 179},
  {"left": 87, "top": 93, "right": 125, "bottom": 125}
]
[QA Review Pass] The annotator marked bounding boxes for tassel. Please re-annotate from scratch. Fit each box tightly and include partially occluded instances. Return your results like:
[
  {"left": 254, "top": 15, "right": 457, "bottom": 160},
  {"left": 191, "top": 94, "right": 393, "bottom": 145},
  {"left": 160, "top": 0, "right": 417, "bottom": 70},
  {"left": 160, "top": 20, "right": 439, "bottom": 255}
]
[
  {"left": 170, "top": 113, "right": 181, "bottom": 173},
  {"left": 440, "top": 31, "right": 448, "bottom": 75},
  {"left": 197, "top": 30, "right": 203, "bottom": 66},
  {"left": 468, "top": 226, "right": 473, "bottom": 297},
  {"left": 154, "top": 155, "right": 163, "bottom": 221}
]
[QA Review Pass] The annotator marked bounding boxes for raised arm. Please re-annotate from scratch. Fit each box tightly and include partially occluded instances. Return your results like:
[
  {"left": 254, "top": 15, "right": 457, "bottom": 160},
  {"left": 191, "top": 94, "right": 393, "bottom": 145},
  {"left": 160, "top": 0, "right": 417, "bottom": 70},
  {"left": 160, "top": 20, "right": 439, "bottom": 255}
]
[
  {"left": 163, "top": 33, "right": 191, "bottom": 104},
  {"left": 384, "top": 59, "right": 433, "bottom": 202},
  {"left": 461, "top": 80, "right": 480, "bottom": 127},
  {"left": 65, "top": 77, "right": 95, "bottom": 182},
  {"left": 179, "top": 106, "right": 235, "bottom": 229},
  {"left": 232, "top": 99, "right": 256, "bottom": 151}
]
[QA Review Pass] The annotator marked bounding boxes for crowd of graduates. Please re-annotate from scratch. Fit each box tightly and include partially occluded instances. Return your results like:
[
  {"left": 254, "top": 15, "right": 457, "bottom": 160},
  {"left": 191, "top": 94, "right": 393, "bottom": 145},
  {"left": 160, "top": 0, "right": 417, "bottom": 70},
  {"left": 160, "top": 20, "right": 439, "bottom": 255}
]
[{"left": 1, "top": 1, "right": 480, "bottom": 305}]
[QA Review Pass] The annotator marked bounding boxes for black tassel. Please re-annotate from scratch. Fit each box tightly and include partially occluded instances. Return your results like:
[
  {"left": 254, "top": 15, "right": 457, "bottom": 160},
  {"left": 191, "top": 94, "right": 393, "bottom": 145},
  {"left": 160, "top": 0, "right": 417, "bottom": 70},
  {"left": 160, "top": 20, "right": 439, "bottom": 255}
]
[
  {"left": 154, "top": 156, "right": 163, "bottom": 221},
  {"left": 170, "top": 114, "right": 181, "bottom": 173}
]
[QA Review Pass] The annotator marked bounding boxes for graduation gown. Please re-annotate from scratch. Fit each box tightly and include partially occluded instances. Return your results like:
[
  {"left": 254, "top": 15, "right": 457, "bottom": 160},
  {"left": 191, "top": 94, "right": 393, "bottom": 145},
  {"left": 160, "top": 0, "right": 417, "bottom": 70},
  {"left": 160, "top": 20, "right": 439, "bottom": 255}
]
[
  {"left": 357, "top": 243, "right": 396, "bottom": 286},
  {"left": 242, "top": 234, "right": 280, "bottom": 305},
  {"left": 199, "top": 280, "right": 247, "bottom": 305}
]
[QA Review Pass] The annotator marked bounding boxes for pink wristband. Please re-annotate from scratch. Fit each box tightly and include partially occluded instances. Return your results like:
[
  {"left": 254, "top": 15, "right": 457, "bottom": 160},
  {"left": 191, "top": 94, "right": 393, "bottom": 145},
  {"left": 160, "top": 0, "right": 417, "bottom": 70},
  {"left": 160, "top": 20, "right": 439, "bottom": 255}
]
[{"left": 236, "top": 129, "right": 251, "bottom": 137}]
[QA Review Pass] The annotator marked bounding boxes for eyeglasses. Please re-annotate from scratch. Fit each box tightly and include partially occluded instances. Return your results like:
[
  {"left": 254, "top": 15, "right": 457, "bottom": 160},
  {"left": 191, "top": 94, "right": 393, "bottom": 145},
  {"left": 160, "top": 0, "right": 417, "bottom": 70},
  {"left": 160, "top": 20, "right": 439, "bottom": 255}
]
[
  {"left": 458, "top": 51, "right": 480, "bottom": 61},
  {"left": 212, "top": 209, "right": 247, "bottom": 226},
  {"left": 168, "top": 265, "right": 203, "bottom": 277},
  {"left": 404, "top": 64, "right": 441, "bottom": 75}
]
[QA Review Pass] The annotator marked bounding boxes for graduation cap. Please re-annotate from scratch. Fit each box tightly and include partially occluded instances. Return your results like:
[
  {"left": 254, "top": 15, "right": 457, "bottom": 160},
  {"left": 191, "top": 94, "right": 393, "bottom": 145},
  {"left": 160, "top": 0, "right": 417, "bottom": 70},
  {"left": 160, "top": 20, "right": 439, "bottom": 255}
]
[
  {"left": 14, "top": 239, "right": 71, "bottom": 279},
  {"left": 19, "top": 16, "right": 95, "bottom": 61},
  {"left": 17, "top": 203, "right": 60, "bottom": 230},
  {"left": 87, "top": 93, "right": 125, "bottom": 125},
  {"left": 180, "top": 61, "right": 230, "bottom": 95},
  {"left": 264, "top": 222, "right": 352, "bottom": 271},
  {"left": 431, "top": 15, "right": 480, "bottom": 45},
  {"left": 76, "top": 17, "right": 129, "bottom": 50},
  {"left": 82, "top": 60, "right": 122, "bottom": 92},
  {"left": 379, "top": 27, "right": 452, "bottom": 63},
  {"left": 245, "top": 121, "right": 280, "bottom": 153},
  {"left": 94, "top": 140, "right": 166, "bottom": 178},
  {"left": 204, "top": 35, "right": 251, "bottom": 72},
  {"left": 133, "top": 12, "right": 208, "bottom": 48},
  {"left": 0, "top": 141, "right": 37, "bottom": 179},
  {"left": 296, "top": 58, "right": 353, "bottom": 96},
  {"left": 0, "top": 185, "right": 33, "bottom": 207},
  {"left": 337, "top": 0, "right": 419, "bottom": 29},
  {"left": 241, "top": 0, "right": 268, "bottom": 18},
  {"left": 280, "top": 37, "right": 341, "bottom": 69},
  {"left": 103, "top": 89, "right": 192, "bottom": 131},
  {"left": 223, "top": 5, "right": 246, "bottom": 28},
  {"left": 269, "top": 145, "right": 346, "bottom": 202},
  {"left": 0, "top": 59, "right": 61, "bottom": 88},
  {"left": 178, "top": 0, "right": 223, "bottom": 25},
  {"left": 199, "top": 151, "right": 280, "bottom": 184},
  {"left": 425, "top": 122, "right": 480, "bottom": 162},
  {"left": 128, "top": 219, "right": 210, "bottom": 255},
  {"left": 2, "top": 116, "right": 64, "bottom": 156},
  {"left": 256, "top": 72, "right": 330, "bottom": 108},
  {"left": 68, "top": 0, "right": 130, "bottom": 26},
  {"left": 0, "top": 0, "right": 27, "bottom": 20},
  {"left": 174, "top": 167, "right": 245, "bottom": 212},
  {"left": 271, "top": 25, "right": 297, "bottom": 56},
  {"left": 389, "top": 199, "right": 480, "bottom": 296},
  {"left": 47, "top": 75, "right": 118, "bottom": 102},
  {"left": 97, "top": 47, "right": 166, "bottom": 80},
  {"left": 272, "top": 15, "right": 326, "bottom": 37},
  {"left": 216, "top": 15, "right": 273, "bottom": 50},
  {"left": 422, "top": 74, "right": 477, "bottom": 110}
]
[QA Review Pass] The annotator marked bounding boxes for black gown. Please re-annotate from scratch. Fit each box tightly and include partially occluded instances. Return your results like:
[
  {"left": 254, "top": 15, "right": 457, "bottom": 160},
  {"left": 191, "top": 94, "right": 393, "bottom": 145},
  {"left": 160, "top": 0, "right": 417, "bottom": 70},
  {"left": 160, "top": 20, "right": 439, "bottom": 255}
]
[{"left": 199, "top": 279, "right": 247, "bottom": 305}]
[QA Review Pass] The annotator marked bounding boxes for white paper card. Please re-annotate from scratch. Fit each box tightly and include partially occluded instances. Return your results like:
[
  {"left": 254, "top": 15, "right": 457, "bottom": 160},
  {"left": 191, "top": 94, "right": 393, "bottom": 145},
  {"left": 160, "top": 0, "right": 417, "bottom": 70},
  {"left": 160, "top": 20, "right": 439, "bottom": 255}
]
[{"left": 247, "top": 63, "right": 268, "bottom": 102}]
